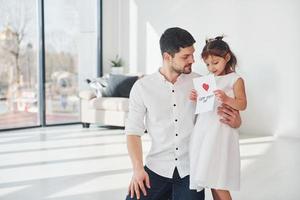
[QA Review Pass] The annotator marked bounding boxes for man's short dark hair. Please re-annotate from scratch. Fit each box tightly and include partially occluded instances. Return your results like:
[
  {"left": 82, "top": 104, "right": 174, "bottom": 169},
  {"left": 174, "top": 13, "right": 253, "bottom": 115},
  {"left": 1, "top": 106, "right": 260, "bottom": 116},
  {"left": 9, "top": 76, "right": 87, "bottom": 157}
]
[{"left": 159, "top": 27, "right": 196, "bottom": 57}]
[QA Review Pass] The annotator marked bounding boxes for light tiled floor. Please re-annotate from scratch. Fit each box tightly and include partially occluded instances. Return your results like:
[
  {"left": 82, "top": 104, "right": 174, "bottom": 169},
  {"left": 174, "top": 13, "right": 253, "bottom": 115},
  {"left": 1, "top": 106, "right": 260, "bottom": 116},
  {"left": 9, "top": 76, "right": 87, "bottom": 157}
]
[{"left": 0, "top": 125, "right": 299, "bottom": 200}]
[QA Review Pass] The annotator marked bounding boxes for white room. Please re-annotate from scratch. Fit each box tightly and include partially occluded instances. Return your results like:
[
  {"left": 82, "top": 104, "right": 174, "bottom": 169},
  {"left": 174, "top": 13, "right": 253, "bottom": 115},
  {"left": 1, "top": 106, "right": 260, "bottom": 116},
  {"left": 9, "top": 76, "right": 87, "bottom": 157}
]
[
  {"left": 104, "top": 0, "right": 300, "bottom": 138},
  {"left": 102, "top": 0, "right": 300, "bottom": 199},
  {"left": 0, "top": 0, "right": 299, "bottom": 199}
]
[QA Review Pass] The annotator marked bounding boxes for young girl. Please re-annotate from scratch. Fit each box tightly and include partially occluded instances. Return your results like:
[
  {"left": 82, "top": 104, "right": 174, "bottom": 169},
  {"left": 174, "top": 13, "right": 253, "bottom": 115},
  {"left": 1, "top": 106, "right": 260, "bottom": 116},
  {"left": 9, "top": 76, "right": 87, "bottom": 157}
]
[{"left": 189, "top": 36, "right": 247, "bottom": 200}]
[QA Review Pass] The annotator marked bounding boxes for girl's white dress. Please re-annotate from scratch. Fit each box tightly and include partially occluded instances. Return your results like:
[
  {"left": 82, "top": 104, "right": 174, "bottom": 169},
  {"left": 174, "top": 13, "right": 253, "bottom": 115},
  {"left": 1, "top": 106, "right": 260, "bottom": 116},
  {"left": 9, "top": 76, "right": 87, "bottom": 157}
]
[{"left": 189, "top": 72, "right": 241, "bottom": 191}]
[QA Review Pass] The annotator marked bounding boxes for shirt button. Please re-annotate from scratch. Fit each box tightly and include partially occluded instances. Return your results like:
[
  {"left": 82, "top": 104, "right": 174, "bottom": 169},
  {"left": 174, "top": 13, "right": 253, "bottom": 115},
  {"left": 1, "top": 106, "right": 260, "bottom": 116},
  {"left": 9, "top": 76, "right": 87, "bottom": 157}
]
[
  {"left": 172, "top": 90, "right": 175, "bottom": 92},
  {"left": 175, "top": 158, "right": 178, "bottom": 161},
  {"left": 175, "top": 119, "right": 178, "bottom": 122},
  {"left": 173, "top": 104, "right": 176, "bottom": 107},
  {"left": 176, "top": 148, "right": 178, "bottom": 150},
  {"left": 175, "top": 134, "right": 178, "bottom": 136}
]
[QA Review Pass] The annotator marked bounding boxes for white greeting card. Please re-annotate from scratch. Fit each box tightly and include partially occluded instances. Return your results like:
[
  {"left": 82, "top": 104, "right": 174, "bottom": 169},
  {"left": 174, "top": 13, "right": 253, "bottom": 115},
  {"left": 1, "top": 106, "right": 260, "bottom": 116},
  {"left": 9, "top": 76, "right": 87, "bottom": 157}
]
[{"left": 193, "top": 74, "right": 216, "bottom": 114}]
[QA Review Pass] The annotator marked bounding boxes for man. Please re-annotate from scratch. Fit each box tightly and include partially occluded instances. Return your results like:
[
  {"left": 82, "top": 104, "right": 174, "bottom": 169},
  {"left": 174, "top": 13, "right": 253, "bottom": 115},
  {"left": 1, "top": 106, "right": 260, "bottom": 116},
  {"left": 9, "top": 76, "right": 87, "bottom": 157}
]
[{"left": 125, "top": 27, "right": 241, "bottom": 200}]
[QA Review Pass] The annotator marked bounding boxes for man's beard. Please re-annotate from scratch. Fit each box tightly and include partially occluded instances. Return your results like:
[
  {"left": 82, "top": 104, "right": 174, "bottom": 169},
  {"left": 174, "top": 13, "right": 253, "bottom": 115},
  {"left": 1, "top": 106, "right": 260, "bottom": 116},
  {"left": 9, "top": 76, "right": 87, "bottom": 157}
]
[
  {"left": 171, "top": 63, "right": 192, "bottom": 74},
  {"left": 182, "top": 65, "right": 192, "bottom": 74}
]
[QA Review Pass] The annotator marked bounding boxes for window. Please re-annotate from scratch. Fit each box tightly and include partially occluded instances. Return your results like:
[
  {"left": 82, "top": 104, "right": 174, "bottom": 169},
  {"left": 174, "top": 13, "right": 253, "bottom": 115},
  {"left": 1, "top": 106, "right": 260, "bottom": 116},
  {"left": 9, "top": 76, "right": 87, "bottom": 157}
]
[
  {"left": 0, "top": 0, "right": 39, "bottom": 129},
  {"left": 0, "top": 0, "right": 101, "bottom": 130}
]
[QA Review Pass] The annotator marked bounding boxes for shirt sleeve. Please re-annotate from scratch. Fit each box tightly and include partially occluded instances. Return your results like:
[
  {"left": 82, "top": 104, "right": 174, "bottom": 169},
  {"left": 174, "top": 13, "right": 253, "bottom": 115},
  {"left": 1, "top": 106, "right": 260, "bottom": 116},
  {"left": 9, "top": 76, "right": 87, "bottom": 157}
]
[{"left": 125, "top": 81, "right": 146, "bottom": 136}]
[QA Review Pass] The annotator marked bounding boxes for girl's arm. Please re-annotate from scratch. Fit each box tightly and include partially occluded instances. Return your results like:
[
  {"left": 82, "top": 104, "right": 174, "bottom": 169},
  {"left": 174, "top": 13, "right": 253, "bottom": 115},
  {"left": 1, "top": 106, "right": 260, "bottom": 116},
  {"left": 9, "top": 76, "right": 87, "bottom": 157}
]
[{"left": 214, "top": 78, "right": 247, "bottom": 111}]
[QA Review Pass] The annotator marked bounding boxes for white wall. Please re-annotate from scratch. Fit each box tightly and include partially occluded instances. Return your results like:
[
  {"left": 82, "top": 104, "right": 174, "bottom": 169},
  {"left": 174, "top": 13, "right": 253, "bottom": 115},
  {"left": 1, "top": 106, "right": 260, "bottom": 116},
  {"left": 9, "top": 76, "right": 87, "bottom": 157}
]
[
  {"left": 103, "top": 0, "right": 300, "bottom": 138},
  {"left": 77, "top": 0, "right": 98, "bottom": 90},
  {"left": 102, "top": 0, "right": 122, "bottom": 74}
]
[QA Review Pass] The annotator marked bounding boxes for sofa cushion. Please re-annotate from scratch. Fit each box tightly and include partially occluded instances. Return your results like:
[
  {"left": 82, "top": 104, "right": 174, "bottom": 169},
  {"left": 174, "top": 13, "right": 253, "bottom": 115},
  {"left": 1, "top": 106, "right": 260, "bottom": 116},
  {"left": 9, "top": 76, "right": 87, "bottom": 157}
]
[
  {"left": 85, "top": 78, "right": 107, "bottom": 98},
  {"left": 102, "top": 74, "right": 139, "bottom": 98},
  {"left": 90, "top": 97, "right": 129, "bottom": 111}
]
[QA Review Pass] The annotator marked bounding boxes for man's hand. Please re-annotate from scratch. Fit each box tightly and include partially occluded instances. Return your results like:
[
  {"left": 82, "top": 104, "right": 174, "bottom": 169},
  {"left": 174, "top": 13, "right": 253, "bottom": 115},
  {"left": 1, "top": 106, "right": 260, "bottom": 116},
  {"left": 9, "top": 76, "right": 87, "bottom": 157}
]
[
  {"left": 128, "top": 167, "right": 151, "bottom": 199},
  {"left": 217, "top": 103, "right": 241, "bottom": 128}
]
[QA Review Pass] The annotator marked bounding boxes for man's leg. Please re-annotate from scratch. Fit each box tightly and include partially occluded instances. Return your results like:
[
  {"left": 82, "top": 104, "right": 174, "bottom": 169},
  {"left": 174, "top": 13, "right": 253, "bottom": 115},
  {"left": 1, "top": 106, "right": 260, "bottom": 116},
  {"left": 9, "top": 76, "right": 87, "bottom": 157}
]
[
  {"left": 125, "top": 166, "right": 172, "bottom": 200},
  {"left": 172, "top": 168, "right": 205, "bottom": 200}
]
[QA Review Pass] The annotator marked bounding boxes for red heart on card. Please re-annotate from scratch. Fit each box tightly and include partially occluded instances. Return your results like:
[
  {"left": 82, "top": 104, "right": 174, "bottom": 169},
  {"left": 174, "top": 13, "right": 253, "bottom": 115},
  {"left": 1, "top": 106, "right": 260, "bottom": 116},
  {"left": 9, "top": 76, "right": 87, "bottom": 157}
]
[{"left": 202, "top": 83, "right": 209, "bottom": 91}]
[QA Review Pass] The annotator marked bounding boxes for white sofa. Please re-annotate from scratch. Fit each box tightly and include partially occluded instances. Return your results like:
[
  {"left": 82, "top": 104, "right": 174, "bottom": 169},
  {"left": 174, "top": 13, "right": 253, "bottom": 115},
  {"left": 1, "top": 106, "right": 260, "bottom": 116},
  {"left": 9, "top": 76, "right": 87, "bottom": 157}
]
[{"left": 79, "top": 90, "right": 129, "bottom": 128}]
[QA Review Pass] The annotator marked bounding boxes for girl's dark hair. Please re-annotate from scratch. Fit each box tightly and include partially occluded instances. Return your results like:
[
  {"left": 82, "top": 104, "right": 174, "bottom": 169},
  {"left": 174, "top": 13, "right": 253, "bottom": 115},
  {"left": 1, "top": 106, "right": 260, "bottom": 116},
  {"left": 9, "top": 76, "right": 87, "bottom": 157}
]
[
  {"left": 160, "top": 27, "right": 196, "bottom": 57},
  {"left": 201, "top": 36, "right": 237, "bottom": 73}
]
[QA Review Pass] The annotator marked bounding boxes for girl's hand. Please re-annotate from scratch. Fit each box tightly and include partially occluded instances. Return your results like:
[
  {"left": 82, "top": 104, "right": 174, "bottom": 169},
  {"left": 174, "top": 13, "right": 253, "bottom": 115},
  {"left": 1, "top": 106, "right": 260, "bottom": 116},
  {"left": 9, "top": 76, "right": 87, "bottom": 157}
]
[
  {"left": 214, "top": 89, "right": 229, "bottom": 104},
  {"left": 189, "top": 89, "right": 197, "bottom": 102}
]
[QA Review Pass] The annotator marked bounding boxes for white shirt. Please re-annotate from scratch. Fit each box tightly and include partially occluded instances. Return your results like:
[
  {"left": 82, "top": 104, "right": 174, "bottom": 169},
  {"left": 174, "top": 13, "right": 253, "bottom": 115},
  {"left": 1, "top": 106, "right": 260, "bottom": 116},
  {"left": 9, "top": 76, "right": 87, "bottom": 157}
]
[{"left": 125, "top": 71, "right": 199, "bottom": 178}]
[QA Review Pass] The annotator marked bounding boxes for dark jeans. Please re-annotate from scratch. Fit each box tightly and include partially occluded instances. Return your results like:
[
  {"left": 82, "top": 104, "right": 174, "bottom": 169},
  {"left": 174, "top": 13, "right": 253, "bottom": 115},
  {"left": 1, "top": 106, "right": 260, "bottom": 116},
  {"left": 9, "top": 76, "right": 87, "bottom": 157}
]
[{"left": 125, "top": 166, "right": 205, "bottom": 200}]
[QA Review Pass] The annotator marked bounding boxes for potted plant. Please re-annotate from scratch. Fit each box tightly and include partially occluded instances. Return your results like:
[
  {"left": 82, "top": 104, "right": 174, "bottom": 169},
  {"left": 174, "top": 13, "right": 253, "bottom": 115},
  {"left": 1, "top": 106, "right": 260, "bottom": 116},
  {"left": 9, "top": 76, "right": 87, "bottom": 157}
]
[{"left": 110, "top": 55, "right": 124, "bottom": 74}]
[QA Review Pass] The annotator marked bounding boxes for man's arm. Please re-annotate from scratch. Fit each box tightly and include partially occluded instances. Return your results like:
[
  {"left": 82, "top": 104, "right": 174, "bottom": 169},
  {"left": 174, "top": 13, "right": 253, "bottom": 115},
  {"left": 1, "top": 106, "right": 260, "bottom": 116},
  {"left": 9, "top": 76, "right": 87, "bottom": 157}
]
[
  {"left": 125, "top": 82, "right": 150, "bottom": 199},
  {"left": 127, "top": 135, "right": 150, "bottom": 199},
  {"left": 217, "top": 103, "right": 241, "bottom": 128},
  {"left": 127, "top": 135, "right": 144, "bottom": 170}
]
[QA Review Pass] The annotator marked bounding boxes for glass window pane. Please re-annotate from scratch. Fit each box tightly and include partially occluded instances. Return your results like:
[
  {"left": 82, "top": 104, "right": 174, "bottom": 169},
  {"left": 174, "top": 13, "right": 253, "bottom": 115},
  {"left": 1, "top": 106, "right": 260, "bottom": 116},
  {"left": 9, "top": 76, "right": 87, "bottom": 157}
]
[
  {"left": 0, "top": 0, "right": 39, "bottom": 129},
  {"left": 44, "top": 0, "right": 98, "bottom": 124}
]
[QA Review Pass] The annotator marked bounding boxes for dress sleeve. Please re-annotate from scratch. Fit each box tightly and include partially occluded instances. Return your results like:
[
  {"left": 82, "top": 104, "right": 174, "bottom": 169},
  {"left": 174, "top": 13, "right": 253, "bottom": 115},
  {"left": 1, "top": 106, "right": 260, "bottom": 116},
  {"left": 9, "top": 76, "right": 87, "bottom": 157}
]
[
  {"left": 125, "top": 81, "right": 146, "bottom": 136},
  {"left": 231, "top": 73, "right": 242, "bottom": 88}
]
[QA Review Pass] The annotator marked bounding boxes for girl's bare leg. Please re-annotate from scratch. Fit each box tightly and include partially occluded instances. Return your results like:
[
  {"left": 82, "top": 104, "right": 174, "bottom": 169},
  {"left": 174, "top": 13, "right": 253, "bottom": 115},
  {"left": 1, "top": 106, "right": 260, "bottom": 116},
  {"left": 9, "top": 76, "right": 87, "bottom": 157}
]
[{"left": 211, "top": 189, "right": 232, "bottom": 200}]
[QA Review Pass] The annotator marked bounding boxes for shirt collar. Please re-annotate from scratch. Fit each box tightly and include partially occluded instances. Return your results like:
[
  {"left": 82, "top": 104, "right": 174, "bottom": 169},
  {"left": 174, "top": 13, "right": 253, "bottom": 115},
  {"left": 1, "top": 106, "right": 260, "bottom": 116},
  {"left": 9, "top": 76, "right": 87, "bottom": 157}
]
[
  {"left": 156, "top": 69, "right": 167, "bottom": 82},
  {"left": 156, "top": 68, "right": 186, "bottom": 84}
]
